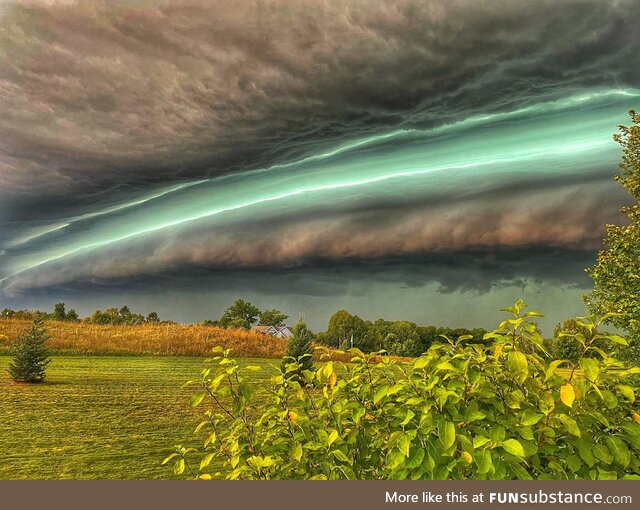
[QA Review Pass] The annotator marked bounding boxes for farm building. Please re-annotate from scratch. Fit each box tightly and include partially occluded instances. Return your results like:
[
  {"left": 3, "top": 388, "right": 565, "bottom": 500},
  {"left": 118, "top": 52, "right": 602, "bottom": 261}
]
[{"left": 250, "top": 325, "right": 293, "bottom": 339}]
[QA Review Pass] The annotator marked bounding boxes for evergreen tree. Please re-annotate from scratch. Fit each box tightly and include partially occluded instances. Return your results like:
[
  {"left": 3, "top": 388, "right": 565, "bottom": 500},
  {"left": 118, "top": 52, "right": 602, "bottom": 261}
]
[
  {"left": 8, "top": 320, "right": 51, "bottom": 383},
  {"left": 282, "top": 318, "right": 315, "bottom": 382}
]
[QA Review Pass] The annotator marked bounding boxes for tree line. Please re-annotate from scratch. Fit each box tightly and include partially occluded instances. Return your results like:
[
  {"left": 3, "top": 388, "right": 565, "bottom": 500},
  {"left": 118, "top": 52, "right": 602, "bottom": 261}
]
[{"left": 1, "top": 303, "right": 166, "bottom": 326}]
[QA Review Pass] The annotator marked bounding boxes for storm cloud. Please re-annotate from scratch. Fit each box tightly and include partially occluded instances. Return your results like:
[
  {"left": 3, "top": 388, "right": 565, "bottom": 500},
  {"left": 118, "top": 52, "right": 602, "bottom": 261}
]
[{"left": 0, "top": 0, "right": 638, "bottom": 327}]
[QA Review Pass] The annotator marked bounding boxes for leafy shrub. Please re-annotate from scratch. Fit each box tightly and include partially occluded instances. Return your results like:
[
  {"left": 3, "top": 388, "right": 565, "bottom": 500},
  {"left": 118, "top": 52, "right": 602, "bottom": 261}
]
[
  {"left": 8, "top": 320, "right": 51, "bottom": 383},
  {"left": 170, "top": 301, "right": 640, "bottom": 480}
]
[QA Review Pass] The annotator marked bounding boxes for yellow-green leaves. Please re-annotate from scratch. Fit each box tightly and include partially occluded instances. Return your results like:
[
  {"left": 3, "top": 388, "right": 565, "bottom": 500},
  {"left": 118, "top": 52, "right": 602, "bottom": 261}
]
[
  {"left": 617, "top": 384, "right": 636, "bottom": 403},
  {"left": 508, "top": 351, "right": 528, "bottom": 384},
  {"left": 177, "top": 300, "right": 639, "bottom": 482},
  {"left": 413, "top": 357, "right": 429, "bottom": 370},
  {"left": 373, "top": 384, "right": 389, "bottom": 404},
  {"left": 560, "top": 383, "right": 575, "bottom": 407},
  {"left": 189, "top": 391, "right": 207, "bottom": 408},
  {"left": 199, "top": 453, "right": 214, "bottom": 470},
  {"left": 605, "top": 436, "right": 630, "bottom": 468},
  {"left": 438, "top": 420, "right": 456, "bottom": 449},
  {"left": 501, "top": 439, "right": 525, "bottom": 458},
  {"left": 520, "top": 409, "right": 544, "bottom": 426},
  {"left": 579, "top": 358, "right": 599, "bottom": 382},
  {"left": 544, "top": 359, "right": 565, "bottom": 382}
]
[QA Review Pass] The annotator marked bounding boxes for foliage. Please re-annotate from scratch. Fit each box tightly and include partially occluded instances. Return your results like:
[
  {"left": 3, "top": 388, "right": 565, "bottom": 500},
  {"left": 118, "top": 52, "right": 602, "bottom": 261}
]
[
  {"left": 546, "top": 319, "right": 604, "bottom": 362},
  {"left": 586, "top": 110, "right": 640, "bottom": 349},
  {"left": 316, "top": 310, "right": 379, "bottom": 351},
  {"left": 218, "top": 299, "right": 261, "bottom": 330},
  {"left": 88, "top": 306, "right": 153, "bottom": 325},
  {"left": 8, "top": 320, "right": 51, "bottom": 383},
  {"left": 174, "top": 301, "right": 640, "bottom": 480},
  {"left": 52, "top": 302, "right": 67, "bottom": 321},
  {"left": 2, "top": 304, "right": 79, "bottom": 322},
  {"left": 316, "top": 311, "right": 487, "bottom": 357},
  {"left": 259, "top": 309, "right": 289, "bottom": 327},
  {"left": 282, "top": 319, "right": 315, "bottom": 381},
  {"left": 65, "top": 309, "right": 80, "bottom": 322}
]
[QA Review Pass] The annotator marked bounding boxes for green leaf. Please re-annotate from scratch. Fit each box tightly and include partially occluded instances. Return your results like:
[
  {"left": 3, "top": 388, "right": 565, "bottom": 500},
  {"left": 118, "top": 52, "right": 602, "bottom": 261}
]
[
  {"left": 330, "top": 449, "right": 349, "bottom": 462},
  {"left": 327, "top": 430, "right": 339, "bottom": 447},
  {"left": 401, "top": 409, "right": 415, "bottom": 427},
  {"left": 566, "top": 454, "right": 581, "bottom": 472},
  {"left": 397, "top": 433, "right": 412, "bottom": 457},
  {"left": 438, "top": 420, "right": 456, "bottom": 449},
  {"left": 558, "top": 414, "right": 581, "bottom": 437},
  {"left": 292, "top": 443, "right": 303, "bottom": 462},
  {"left": 501, "top": 439, "right": 525, "bottom": 457},
  {"left": 617, "top": 384, "right": 636, "bottom": 403},
  {"left": 473, "top": 436, "right": 490, "bottom": 449},
  {"left": 520, "top": 409, "right": 544, "bottom": 426},
  {"left": 579, "top": 358, "right": 599, "bottom": 381},
  {"left": 593, "top": 444, "right": 613, "bottom": 464},
  {"left": 373, "top": 384, "right": 389, "bottom": 404},
  {"left": 490, "top": 424, "right": 506, "bottom": 442},
  {"left": 605, "top": 436, "right": 630, "bottom": 468},
  {"left": 576, "top": 439, "right": 596, "bottom": 467},
  {"left": 405, "top": 447, "right": 425, "bottom": 469},
  {"left": 162, "top": 452, "right": 178, "bottom": 465},
  {"left": 509, "top": 462, "right": 533, "bottom": 480},
  {"left": 544, "top": 359, "right": 565, "bottom": 382},
  {"left": 476, "top": 449, "right": 494, "bottom": 475},
  {"left": 199, "top": 453, "right": 214, "bottom": 470},
  {"left": 413, "top": 357, "right": 429, "bottom": 370},
  {"left": 174, "top": 458, "right": 185, "bottom": 475},
  {"left": 604, "top": 334, "right": 628, "bottom": 346},
  {"left": 508, "top": 351, "right": 529, "bottom": 384},
  {"left": 386, "top": 449, "right": 406, "bottom": 470},
  {"left": 189, "top": 391, "right": 207, "bottom": 408}
]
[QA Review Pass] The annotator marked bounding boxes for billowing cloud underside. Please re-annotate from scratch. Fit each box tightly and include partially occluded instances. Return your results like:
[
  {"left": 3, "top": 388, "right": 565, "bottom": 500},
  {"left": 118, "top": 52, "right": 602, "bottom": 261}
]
[{"left": 1, "top": 0, "right": 639, "bottom": 295}]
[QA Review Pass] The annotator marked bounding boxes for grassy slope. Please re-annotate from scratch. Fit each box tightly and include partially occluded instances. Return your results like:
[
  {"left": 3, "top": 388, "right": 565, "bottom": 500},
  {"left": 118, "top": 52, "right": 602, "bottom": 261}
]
[{"left": 0, "top": 355, "right": 278, "bottom": 479}]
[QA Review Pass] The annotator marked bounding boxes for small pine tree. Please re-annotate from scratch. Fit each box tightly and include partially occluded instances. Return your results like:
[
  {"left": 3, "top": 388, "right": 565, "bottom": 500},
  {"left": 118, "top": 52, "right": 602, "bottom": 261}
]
[
  {"left": 8, "top": 320, "right": 51, "bottom": 383},
  {"left": 282, "top": 319, "right": 315, "bottom": 382}
]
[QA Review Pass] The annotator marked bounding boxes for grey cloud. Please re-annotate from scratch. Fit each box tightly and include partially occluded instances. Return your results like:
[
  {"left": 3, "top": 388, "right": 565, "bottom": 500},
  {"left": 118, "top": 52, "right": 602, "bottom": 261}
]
[
  {"left": 0, "top": 179, "right": 623, "bottom": 293},
  {"left": 1, "top": 0, "right": 639, "bottom": 221}
]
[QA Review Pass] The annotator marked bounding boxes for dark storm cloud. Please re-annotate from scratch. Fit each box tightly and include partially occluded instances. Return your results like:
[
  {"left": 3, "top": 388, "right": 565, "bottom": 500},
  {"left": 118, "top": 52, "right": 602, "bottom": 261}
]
[
  {"left": 0, "top": 178, "right": 623, "bottom": 294},
  {"left": 1, "top": 0, "right": 639, "bottom": 221}
]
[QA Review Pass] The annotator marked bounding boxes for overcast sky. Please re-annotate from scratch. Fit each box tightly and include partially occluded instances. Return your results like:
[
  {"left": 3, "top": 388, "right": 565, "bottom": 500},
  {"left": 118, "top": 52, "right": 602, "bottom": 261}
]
[{"left": 1, "top": 0, "right": 639, "bottom": 331}]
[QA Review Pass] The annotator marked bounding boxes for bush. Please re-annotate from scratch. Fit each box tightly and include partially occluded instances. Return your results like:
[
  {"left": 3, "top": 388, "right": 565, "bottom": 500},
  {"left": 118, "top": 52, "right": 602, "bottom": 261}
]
[
  {"left": 8, "top": 320, "right": 51, "bottom": 383},
  {"left": 170, "top": 301, "right": 640, "bottom": 480}
]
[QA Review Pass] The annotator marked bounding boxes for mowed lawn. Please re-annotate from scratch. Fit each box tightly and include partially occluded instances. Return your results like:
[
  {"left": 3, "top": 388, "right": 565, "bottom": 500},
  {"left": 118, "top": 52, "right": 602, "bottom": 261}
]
[{"left": 0, "top": 355, "right": 277, "bottom": 479}]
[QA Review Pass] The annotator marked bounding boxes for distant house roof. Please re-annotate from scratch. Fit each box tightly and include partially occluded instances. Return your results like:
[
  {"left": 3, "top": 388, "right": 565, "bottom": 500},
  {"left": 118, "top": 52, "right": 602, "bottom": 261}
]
[
  {"left": 251, "top": 325, "right": 293, "bottom": 338},
  {"left": 251, "top": 325, "right": 273, "bottom": 334}
]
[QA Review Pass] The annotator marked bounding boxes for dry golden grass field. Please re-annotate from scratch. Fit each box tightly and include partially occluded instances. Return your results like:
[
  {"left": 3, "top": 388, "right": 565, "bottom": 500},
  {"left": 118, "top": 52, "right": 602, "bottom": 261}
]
[
  {"left": 0, "top": 319, "right": 386, "bottom": 363},
  {"left": 0, "top": 318, "right": 287, "bottom": 357}
]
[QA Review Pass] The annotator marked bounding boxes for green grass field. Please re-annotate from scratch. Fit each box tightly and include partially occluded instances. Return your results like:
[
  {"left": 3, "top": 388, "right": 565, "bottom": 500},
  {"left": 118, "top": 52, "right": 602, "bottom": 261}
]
[{"left": 0, "top": 355, "right": 277, "bottom": 479}]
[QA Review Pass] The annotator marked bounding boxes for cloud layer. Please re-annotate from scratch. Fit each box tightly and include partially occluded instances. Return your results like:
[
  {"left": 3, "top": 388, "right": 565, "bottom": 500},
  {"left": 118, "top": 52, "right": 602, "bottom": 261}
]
[{"left": 1, "top": 0, "right": 639, "bottom": 325}]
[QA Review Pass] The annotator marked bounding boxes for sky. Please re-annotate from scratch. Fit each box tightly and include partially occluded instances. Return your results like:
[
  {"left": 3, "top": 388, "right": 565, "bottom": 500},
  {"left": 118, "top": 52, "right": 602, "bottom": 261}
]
[{"left": 1, "top": 0, "right": 639, "bottom": 332}]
